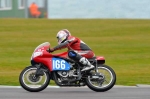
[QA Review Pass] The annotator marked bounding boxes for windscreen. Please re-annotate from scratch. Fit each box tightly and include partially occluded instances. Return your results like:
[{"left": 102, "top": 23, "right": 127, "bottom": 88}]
[
  {"left": 33, "top": 42, "right": 50, "bottom": 53},
  {"left": 31, "top": 42, "right": 50, "bottom": 60}
]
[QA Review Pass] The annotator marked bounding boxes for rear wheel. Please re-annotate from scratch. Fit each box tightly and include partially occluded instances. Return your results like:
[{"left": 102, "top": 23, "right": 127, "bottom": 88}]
[
  {"left": 86, "top": 64, "right": 116, "bottom": 92},
  {"left": 19, "top": 66, "right": 50, "bottom": 92}
]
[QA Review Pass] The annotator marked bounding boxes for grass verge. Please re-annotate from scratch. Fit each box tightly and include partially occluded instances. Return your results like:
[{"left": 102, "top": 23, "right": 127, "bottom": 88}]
[{"left": 0, "top": 18, "right": 150, "bottom": 86}]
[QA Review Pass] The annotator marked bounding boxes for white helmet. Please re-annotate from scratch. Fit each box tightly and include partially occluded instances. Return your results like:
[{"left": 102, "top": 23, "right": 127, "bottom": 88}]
[{"left": 56, "top": 29, "right": 71, "bottom": 44}]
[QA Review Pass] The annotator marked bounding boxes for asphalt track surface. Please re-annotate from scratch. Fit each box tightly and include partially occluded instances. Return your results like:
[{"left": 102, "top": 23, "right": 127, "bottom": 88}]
[{"left": 0, "top": 86, "right": 150, "bottom": 99}]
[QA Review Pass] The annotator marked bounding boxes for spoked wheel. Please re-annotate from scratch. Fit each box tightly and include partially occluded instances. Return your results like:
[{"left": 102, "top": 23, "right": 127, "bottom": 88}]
[
  {"left": 19, "top": 66, "right": 50, "bottom": 92},
  {"left": 86, "top": 64, "right": 116, "bottom": 92}
]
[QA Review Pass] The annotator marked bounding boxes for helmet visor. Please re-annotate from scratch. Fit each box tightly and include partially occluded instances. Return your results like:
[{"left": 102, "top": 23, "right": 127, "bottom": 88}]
[{"left": 57, "top": 36, "right": 66, "bottom": 44}]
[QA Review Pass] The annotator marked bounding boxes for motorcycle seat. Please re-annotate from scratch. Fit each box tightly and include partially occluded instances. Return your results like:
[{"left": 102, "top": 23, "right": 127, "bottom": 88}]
[{"left": 88, "top": 57, "right": 96, "bottom": 61}]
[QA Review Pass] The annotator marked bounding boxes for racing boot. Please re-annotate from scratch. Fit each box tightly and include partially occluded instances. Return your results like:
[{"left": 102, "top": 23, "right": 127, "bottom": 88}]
[{"left": 79, "top": 57, "right": 95, "bottom": 71}]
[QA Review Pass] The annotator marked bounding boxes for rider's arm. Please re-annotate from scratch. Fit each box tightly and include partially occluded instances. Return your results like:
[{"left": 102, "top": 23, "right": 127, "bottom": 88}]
[
  {"left": 53, "top": 41, "right": 69, "bottom": 51},
  {"left": 52, "top": 37, "right": 78, "bottom": 51}
]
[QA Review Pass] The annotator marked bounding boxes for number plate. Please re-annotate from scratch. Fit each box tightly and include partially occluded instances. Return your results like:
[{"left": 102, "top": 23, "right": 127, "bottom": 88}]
[{"left": 52, "top": 58, "right": 70, "bottom": 71}]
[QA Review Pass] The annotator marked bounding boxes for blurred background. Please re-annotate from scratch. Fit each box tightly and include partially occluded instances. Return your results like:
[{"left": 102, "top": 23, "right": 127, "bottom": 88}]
[
  {"left": 0, "top": 0, "right": 150, "bottom": 86},
  {"left": 0, "top": 0, "right": 150, "bottom": 19},
  {"left": 0, "top": 0, "right": 48, "bottom": 18}
]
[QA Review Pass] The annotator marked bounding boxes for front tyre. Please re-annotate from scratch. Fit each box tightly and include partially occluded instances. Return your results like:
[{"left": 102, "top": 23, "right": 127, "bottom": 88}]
[
  {"left": 19, "top": 66, "right": 50, "bottom": 92},
  {"left": 86, "top": 64, "right": 116, "bottom": 92}
]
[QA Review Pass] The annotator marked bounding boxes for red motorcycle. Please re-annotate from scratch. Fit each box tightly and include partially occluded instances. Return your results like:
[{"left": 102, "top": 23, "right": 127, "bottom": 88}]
[{"left": 19, "top": 42, "right": 116, "bottom": 92}]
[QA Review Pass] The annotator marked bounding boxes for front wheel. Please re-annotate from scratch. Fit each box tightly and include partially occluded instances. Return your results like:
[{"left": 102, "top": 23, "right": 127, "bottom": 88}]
[
  {"left": 86, "top": 64, "right": 116, "bottom": 92},
  {"left": 19, "top": 66, "right": 50, "bottom": 92}
]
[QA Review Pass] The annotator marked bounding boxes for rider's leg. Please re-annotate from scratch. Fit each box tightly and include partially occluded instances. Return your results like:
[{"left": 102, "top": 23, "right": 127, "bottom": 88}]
[
  {"left": 79, "top": 57, "right": 94, "bottom": 71},
  {"left": 68, "top": 50, "right": 94, "bottom": 71}
]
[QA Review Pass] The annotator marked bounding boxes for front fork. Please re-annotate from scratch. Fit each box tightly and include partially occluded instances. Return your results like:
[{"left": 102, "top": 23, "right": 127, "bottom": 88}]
[
  {"left": 31, "top": 60, "right": 49, "bottom": 76},
  {"left": 34, "top": 63, "right": 49, "bottom": 77}
]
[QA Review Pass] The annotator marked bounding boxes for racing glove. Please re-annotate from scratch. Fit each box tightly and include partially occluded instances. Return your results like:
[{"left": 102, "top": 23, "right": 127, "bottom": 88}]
[{"left": 47, "top": 48, "right": 54, "bottom": 53}]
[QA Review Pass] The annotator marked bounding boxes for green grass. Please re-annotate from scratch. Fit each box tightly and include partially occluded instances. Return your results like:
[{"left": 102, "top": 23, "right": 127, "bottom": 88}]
[{"left": 0, "top": 18, "right": 150, "bottom": 86}]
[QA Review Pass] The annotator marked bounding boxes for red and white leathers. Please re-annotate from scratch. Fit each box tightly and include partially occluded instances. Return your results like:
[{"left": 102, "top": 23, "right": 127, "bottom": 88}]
[
  {"left": 52, "top": 35, "right": 95, "bottom": 59},
  {"left": 51, "top": 29, "right": 95, "bottom": 71}
]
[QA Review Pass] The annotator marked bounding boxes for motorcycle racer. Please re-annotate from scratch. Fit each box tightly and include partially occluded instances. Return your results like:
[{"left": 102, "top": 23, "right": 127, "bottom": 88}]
[{"left": 48, "top": 29, "right": 95, "bottom": 71}]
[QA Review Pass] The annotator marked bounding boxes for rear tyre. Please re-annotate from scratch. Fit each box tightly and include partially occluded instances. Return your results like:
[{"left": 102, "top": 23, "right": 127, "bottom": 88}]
[
  {"left": 19, "top": 66, "right": 50, "bottom": 92},
  {"left": 86, "top": 64, "right": 116, "bottom": 92}
]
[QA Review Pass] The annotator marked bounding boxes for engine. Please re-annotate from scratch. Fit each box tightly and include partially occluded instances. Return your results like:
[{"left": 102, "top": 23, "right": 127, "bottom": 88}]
[
  {"left": 57, "top": 70, "right": 77, "bottom": 78},
  {"left": 57, "top": 71, "right": 69, "bottom": 78}
]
